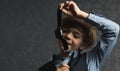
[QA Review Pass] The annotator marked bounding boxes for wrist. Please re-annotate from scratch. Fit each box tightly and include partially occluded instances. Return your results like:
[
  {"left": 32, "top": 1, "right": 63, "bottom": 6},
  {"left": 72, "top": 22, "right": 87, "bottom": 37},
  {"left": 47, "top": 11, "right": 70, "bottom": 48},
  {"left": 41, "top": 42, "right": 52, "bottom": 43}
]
[{"left": 77, "top": 10, "right": 89, "bottom": 19}]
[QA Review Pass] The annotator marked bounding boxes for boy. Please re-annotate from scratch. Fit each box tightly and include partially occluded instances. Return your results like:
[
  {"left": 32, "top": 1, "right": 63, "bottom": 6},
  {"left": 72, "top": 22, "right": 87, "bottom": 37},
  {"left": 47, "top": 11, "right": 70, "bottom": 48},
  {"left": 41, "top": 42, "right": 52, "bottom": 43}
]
[{"left": 39, "top": 1, "right": 119, "bottom": 71}]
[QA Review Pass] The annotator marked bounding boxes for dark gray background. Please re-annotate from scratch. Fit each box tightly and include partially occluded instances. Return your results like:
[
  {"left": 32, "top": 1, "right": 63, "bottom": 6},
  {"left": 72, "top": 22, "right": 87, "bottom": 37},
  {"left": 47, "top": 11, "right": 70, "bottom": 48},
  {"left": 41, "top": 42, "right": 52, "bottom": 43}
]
[{"left": 0, "top": 0, "right": 120, "bottom": 71}]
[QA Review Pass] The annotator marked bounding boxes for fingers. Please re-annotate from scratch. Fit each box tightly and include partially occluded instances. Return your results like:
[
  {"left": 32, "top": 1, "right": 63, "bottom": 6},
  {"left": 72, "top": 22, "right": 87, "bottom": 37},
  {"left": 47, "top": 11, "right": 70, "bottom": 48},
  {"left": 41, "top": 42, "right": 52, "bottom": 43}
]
[
  {"left": 65, "top": 1, "right": 72, "bottom": 8},
  {"left": 58, "top": 3, "right": 64, "bottom": 10},
  {"left": 57, "top": 63, "right": 70, "bottom": 71},
  {"left": 61, "top": 63, "right": 70, "bottom": 69},
  {"left": 58, "top": 0, "right": 80, "bottom": 17},
  {"left": 58, "top": 1, "right": 74, "bottom": 10},
  {"left": 60, "top": 67, "right": 69, "bottom": 71}
]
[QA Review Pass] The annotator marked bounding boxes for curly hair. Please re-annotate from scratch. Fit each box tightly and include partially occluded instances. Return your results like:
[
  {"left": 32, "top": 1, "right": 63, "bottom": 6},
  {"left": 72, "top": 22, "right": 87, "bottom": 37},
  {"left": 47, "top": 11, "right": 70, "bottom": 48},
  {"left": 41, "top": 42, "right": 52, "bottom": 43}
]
[{"left": 61, "top": 16, "right": 96, "bottom": 49}]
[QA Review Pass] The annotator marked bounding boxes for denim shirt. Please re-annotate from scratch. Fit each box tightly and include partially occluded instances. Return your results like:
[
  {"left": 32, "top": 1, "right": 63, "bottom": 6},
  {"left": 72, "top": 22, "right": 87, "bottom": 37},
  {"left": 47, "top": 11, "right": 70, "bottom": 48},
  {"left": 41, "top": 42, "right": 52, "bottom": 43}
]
[
  {"left": 85, "top": 13, "right": 119, "bottom": 71},
  {"left": 53, "top": 13, "right": 120, "bottom": 71}
]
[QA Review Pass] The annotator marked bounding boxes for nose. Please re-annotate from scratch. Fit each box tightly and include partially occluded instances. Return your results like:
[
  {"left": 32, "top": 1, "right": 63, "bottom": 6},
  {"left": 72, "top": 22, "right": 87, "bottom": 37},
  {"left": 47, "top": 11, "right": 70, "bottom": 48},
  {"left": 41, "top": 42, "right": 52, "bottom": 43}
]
[{"left": 63, "top": 32, "right": 73, "bottom": 44}]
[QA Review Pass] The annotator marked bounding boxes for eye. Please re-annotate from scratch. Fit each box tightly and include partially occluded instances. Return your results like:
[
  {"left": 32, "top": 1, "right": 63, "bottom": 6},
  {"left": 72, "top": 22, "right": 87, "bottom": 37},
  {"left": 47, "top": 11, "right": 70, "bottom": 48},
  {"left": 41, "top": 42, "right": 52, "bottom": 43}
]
[{"left": 73, "top": 32, "right": 82, "bottom": 38}]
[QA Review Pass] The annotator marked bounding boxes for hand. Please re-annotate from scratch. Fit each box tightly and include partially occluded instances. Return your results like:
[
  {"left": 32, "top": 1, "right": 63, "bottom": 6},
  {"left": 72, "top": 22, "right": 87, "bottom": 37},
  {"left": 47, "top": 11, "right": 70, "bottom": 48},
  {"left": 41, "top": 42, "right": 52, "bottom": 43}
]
[
  {"left": 58, "top": 1, "right": 89, "bottom": 19},
  {"left": 56, "top": 63, "right": 70, "bottom": 71}
]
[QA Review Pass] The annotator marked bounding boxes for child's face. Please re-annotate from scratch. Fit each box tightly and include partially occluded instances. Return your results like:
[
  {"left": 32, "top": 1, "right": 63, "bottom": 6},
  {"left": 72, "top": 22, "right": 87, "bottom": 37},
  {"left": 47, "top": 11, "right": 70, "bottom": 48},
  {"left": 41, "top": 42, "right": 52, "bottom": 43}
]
[{"left": 58, "top": 28, "right": 84, "bottom": 52}]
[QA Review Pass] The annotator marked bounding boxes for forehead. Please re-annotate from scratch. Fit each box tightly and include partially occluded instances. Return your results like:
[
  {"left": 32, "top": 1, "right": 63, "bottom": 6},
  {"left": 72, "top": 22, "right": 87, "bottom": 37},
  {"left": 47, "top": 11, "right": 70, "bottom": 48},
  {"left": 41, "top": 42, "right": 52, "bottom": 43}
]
[{"left": 62, "top": 27, "right": 83, "bottom": 34}]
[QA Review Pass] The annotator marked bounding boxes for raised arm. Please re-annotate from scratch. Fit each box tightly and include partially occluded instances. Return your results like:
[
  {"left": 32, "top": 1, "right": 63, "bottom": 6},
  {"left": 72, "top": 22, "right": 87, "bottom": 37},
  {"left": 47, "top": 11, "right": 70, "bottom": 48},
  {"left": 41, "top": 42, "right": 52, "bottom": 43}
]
[{"left": 86, "top": 13, "right": 119, "bottom": 68}]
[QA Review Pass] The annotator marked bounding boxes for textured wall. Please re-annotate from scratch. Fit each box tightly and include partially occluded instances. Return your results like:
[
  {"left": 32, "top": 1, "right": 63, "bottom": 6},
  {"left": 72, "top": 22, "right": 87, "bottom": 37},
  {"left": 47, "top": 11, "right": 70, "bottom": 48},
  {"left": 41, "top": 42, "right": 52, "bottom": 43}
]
[{"left": 0, "top": 0, "right": 120, "bottom": 71}]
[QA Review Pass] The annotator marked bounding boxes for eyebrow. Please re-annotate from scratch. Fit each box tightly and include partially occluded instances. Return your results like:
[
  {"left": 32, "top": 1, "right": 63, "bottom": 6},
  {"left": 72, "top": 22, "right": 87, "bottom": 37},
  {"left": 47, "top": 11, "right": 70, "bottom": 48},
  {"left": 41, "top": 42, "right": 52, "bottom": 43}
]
[
  {"left": 62, "top": 28, "right": 83, "bottom": 35},
  {"left": 71, "top": 29, "right": 82, "bottom": 34}
]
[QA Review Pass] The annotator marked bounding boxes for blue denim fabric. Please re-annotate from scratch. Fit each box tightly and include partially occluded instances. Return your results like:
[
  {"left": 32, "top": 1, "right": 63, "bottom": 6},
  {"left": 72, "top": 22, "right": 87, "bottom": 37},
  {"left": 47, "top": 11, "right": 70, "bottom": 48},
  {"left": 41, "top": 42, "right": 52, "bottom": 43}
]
[{"left": 86, "top": 13, "right": 119, "bottom": 71}]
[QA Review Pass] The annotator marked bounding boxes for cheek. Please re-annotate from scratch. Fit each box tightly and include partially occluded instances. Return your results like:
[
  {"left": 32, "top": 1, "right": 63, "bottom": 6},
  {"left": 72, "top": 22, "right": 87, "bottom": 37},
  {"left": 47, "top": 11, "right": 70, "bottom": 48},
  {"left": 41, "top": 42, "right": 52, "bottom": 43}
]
[{"left": 74, "top": 39, "right": 83, "bottom": 48}]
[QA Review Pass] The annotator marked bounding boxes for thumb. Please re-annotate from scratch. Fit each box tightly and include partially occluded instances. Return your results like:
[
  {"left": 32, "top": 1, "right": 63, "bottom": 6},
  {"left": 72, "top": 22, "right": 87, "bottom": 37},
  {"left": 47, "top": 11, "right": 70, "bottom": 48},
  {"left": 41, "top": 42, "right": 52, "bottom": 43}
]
[{"left": 61, "top": 63, "right": 70, "bottom": 69}]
